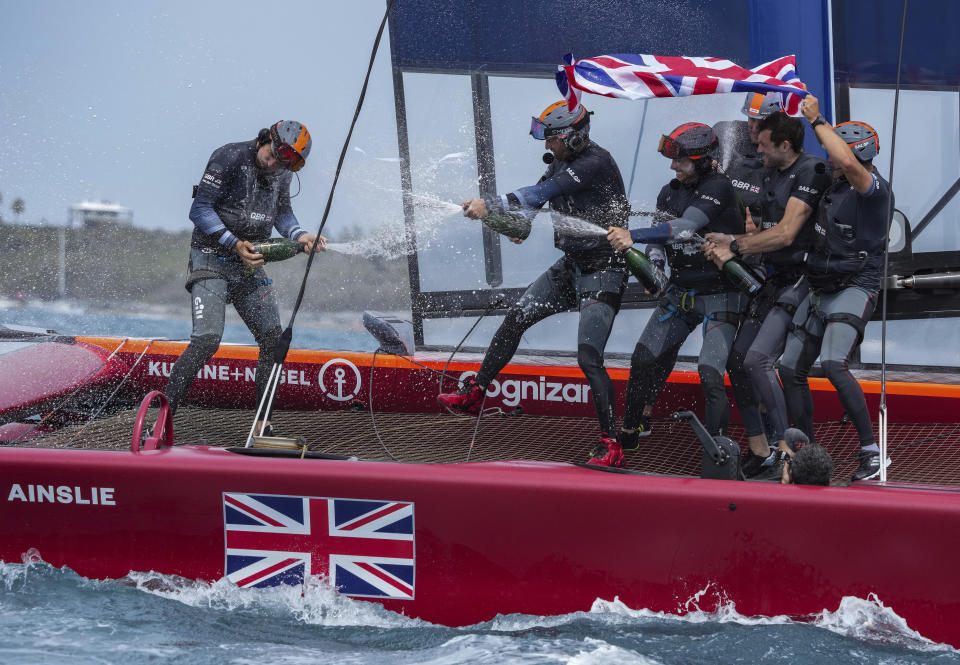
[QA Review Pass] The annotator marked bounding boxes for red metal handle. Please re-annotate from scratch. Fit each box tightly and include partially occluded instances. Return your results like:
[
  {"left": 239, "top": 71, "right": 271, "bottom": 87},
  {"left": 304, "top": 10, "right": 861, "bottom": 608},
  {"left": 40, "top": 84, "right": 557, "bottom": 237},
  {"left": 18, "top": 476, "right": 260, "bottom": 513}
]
[{"left": 131, "top": 390, "right": 174, "bottom": 453}]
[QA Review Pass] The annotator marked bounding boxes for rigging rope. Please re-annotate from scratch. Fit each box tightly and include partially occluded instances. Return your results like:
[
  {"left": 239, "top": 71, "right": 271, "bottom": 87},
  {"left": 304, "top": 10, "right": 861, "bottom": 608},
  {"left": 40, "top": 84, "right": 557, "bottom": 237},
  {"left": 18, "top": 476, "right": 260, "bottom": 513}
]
[
  {"left": 66, "top": 340, "right": 157, "bottom": 445},
  {"left": 247, "top": 0, "right": 397, "bottom": 444}
]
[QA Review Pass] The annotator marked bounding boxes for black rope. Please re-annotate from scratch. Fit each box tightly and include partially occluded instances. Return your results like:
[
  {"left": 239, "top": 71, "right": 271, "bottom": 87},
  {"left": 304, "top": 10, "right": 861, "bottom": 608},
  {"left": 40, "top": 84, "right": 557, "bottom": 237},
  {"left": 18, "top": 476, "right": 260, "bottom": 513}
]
[
  {"left": 367, "top": 349, "right": 399, "bottom": 462},
  {"left": 249, "top": 0, "right": 395, "bottom": 433},
  {"left": 282, "top": 0, "right": 395, "bottom": 339}
]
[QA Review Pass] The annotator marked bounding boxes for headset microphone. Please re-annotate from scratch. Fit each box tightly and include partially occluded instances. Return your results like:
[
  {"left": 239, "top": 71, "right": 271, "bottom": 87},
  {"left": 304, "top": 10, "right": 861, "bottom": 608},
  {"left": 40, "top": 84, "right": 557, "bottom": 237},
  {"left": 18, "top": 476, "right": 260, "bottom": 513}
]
[{"left": 542, "top": 152, "right": 555, "bottom": 164}]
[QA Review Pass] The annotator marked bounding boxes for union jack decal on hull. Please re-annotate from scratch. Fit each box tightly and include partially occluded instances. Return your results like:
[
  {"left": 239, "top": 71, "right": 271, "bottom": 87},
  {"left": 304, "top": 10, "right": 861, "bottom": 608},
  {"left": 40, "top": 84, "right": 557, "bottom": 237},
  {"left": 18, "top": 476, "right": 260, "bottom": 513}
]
[{"left": 223, "top": 492, "right": 415, "bottom": 599}]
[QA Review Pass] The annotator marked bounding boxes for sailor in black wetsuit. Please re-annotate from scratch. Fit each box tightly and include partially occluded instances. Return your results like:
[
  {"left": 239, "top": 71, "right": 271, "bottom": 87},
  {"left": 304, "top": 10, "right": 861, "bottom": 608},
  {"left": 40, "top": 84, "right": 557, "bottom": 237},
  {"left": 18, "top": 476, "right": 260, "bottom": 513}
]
[
  {"left": 714, "top": 92, "right": 783, "bottom": 462},
  {"left": 437, "top": 101, "right": 629, "bottom": 460},
  {"left": 780, "top": 93, "right": 894, "bottom": 481},
  {"left": 714, "top": 92, "right": 782, "bottom": 219},
  {"left": 164, "top": 121, "right": 325, "bottom": 429},
  {"left": 705, "top": 112, "right": 831, "bottom": 478},
  {"left": 602, "top": 123, "right": 747, "bottom": 465}
]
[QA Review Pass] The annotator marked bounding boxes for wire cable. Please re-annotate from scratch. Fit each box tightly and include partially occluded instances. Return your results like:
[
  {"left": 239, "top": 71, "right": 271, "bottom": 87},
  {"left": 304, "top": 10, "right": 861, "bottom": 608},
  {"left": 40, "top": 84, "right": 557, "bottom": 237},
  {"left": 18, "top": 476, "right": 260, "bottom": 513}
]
[
  {"left": 368, "top": 348, "right": 399, "bottom": 461},
  {"left": 878, "top": 0, "right": 909, "bottom": 482}
]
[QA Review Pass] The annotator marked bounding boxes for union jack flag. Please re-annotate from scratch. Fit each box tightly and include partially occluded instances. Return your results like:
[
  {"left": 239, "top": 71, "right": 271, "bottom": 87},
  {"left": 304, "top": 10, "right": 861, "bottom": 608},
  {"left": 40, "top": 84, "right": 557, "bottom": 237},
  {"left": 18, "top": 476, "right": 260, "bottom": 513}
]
[
  {"left": 556, "top": 53, "right": 807, "bottom": 116},
  {"left": 223, "top": 492, "right": 415, "bottom": 599}
]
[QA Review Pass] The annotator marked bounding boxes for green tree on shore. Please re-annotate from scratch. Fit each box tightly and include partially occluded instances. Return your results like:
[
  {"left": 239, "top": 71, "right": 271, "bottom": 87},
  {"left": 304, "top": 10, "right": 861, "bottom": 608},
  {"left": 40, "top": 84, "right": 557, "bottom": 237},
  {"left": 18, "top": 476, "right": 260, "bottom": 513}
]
[{"left": 11, "top": 198, "right": 25, "bottom": 222}]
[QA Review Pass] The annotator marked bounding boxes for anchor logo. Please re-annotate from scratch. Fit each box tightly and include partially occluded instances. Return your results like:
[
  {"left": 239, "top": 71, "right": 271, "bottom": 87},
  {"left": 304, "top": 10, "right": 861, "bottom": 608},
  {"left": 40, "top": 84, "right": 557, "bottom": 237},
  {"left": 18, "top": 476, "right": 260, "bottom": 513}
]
[{"left": 318, "top": 358, "right": 361, "bottom": 402}]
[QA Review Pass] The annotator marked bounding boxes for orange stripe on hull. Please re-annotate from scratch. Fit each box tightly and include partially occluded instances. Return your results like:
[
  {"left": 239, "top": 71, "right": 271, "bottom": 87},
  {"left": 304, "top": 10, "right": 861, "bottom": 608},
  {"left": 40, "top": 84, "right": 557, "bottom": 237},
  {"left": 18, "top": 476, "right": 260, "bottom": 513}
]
[{"left": 74, "top": 336, "right": 960, "bottom": 400}]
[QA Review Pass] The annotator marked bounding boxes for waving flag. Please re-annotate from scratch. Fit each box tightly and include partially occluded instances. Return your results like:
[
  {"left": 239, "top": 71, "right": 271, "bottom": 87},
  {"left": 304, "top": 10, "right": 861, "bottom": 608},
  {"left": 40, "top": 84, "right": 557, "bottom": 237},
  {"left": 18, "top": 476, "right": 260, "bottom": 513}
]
[
  {"left": 556, "top": 53, "right": 807, "bottom": 116},
  {"left": 224, "top": 492, "right": 415, "bottom": 599}
]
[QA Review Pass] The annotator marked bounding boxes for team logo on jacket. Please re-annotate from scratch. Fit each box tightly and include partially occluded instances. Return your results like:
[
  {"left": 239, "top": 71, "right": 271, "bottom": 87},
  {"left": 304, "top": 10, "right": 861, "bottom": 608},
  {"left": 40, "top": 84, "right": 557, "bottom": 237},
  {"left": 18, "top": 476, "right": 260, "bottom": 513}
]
[{"left": 223, "top": 492, "right": 415, "bottom": 599}]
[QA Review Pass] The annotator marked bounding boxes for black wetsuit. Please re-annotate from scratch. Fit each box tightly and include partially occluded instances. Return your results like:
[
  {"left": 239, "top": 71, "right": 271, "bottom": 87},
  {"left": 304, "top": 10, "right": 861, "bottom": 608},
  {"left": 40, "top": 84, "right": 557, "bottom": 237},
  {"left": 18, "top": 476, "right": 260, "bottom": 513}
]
[
  {"left": 714, "top": 121, "right": 770, "bottom": 437},
  {"left": 476, "top": 141, "right": 629, "bottom": 434},
  {"left": 780, "top": 170, "right": 893, "bottom": 447},
  {"left": 165, "top": 140, "right": 306, "bottom": 416},
  {"left": 714, "top": 120, "right": 765, "bottom": 216},
  {"left": 622, "top": 170, "right": 746, "bottom": 436},
  {"left": 728, "top": 152, "right": 831, "bottom": 442}
]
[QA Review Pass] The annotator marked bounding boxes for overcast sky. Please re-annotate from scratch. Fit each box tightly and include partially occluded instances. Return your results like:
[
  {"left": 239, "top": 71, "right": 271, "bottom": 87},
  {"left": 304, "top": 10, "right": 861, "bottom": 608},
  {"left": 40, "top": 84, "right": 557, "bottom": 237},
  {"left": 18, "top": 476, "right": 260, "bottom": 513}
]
[{"left": 1, "top": 1, "right": 399, "bottom": 231}]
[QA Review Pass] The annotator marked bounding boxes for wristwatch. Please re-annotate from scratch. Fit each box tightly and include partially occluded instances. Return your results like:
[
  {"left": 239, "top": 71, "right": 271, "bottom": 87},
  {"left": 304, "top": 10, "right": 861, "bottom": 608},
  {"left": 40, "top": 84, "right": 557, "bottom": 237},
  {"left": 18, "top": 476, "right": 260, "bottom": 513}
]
[
  {"left": 811, "top": 115, "right": 828, "bottom": 129},
  {"left": 729, "top": 238, "right": 741, "bottom": 256}
]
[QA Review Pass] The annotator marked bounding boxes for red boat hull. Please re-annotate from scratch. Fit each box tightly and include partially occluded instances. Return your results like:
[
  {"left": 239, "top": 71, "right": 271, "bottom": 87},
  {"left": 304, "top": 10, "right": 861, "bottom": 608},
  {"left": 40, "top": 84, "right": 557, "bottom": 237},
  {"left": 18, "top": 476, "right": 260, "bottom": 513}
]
[
  {"left": 0, "top": 339, "right": 129, "bottom": 423},
  {"left": 2, "top": 445, "right": 959, "bottom": 646}
]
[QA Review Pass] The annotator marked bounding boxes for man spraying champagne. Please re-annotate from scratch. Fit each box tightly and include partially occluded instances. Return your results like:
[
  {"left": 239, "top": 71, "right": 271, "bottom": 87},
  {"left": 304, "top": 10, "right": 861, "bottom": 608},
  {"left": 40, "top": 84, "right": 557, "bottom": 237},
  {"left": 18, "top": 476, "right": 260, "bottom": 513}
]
[
  {"left": 164, "top": 120, "right": 326, "bottom": 432},
  {"left": 439, "top": 100, "right": 629, "bottom": 461}
]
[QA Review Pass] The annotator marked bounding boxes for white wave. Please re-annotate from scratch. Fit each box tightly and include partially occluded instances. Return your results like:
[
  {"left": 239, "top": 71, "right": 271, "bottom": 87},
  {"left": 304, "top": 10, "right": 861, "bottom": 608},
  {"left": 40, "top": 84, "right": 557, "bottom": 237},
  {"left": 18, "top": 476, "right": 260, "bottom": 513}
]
[
  {"left": 427, "top": 634, "right": 663, "bottom": 665},
  {"left": 122, "top": 570, "right": 423, "bottom": 629},
  {"left": 565, "top": 638, "right": 664, "bottom": 665},
  {"left": 485, "top": 587, "right": 957, "bottom": 654},
  {"left": 4, "top": 557, "right": 956, "bottom": 656},
  {"left": 813, "top": 594, "right": 955, "bottom": 653}
]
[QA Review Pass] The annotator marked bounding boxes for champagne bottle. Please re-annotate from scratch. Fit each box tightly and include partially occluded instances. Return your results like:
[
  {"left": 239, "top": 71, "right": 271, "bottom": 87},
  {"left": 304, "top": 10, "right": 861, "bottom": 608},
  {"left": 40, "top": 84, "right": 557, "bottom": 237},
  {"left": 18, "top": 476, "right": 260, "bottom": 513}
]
[
  {"left": 624, "top": 248, "right": 669, "bottom": 295},
  {"left": 722, "top": 257, "right": 763, "bottom": 294},
  {"left": 250, "top": 238, "right": 303, "bottom": 262},
  {"left": 482, "top": 209, "right": 531, "bottom": 240},
  {"left": 679, "top": 232, "right": 763, "bottom": 296}
]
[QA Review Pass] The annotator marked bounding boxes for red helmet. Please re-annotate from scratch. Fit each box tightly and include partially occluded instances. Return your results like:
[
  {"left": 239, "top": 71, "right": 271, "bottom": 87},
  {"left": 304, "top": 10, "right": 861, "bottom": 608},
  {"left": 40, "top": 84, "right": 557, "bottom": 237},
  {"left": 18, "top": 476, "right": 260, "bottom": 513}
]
[{"left": 658, "top": 122, "right": 719, "bottom": 160}]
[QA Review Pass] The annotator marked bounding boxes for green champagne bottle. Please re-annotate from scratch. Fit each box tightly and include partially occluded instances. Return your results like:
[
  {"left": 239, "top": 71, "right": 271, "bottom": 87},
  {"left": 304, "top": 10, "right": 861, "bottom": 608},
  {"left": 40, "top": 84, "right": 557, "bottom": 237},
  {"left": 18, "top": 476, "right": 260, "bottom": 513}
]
[
  {"left": 722, "top": 257, "right": 763, "bottom": 294},
  {"left": 482, "top": 210, "right": 532, "bottom": 240},
  {"left": 250, "top": 238, "right": 303, "bottom": 262},
  {"left": 679, "top": 232, "right": 763, "bottom": 296},
  {"left": 624, "top": 248, "right": 670, "bottom": 295}
]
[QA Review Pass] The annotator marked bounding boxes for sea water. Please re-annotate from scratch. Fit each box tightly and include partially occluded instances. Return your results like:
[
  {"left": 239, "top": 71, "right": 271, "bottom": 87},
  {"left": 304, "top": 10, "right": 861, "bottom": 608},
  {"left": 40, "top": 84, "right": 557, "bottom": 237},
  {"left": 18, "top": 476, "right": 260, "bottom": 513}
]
[
  {"left": 0, "top": 304, "right": 377, "bottom": 353},
  {"left": 1, "top": 559, "right": 957, "bottom": 665}
]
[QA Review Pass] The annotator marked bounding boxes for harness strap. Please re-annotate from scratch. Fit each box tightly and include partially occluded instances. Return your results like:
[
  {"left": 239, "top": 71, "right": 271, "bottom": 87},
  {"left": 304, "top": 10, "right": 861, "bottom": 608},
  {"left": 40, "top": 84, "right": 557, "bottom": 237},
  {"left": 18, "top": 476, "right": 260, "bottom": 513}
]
[
  {"left": 701, "top": 310, "right": 742, "bottom": 335},
  {"left": 184, "top": 269, "right": 223, "bottom": 292},
  {"left": 581, "top": 290, "right": 623, "bottom": 313},
  {"left": 824, "top": 311, "right": 868, "bottom": 345},
  {"left": 658, "top": 287, "right": 700, "bottom": 324}
]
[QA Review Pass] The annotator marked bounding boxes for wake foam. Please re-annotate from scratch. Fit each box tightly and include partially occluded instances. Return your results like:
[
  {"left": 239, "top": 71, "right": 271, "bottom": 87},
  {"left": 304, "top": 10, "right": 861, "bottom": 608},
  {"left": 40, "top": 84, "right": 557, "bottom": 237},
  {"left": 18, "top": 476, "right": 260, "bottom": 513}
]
[{"left": 2, "top": 555, "right": 955, "bottom": 654}]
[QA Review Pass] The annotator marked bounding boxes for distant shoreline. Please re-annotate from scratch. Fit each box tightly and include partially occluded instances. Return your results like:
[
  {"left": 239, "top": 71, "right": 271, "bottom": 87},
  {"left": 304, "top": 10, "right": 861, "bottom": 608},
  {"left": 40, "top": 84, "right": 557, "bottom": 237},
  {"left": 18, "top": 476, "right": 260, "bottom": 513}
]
[{"left": 1, "top": 297, "right": 411, "bottom": 332}]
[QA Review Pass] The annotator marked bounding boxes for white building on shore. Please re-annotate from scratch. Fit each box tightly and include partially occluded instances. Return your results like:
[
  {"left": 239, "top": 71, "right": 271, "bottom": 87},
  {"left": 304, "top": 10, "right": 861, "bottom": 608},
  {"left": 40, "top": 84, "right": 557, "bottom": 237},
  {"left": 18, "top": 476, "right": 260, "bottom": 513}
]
[{"left": 69, "top": 200, "right": 133, "bottom": 228}]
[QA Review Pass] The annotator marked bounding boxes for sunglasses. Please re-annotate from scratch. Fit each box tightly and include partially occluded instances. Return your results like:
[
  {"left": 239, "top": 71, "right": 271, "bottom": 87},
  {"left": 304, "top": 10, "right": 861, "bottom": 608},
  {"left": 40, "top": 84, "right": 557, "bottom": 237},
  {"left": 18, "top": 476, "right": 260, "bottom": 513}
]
[
  {"left": 271, "top": 141, "right": 305, "bottom": 172},
  {"left": 530, "top": 117, "right": 550, "bottom": 140},
  {"left": 657, "top": 135, "right": 684, "bottom": 160}
]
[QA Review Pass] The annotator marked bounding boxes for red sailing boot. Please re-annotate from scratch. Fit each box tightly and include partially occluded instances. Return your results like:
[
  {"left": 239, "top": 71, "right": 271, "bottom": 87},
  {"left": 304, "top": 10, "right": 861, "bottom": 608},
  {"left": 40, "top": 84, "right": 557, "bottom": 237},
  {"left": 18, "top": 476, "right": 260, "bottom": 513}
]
[
  {"left": 587, "top": 433, "right": 624, "bottom": 468},
  {"left": 437, "top": 376, "right": 485, "bottom": 415}
]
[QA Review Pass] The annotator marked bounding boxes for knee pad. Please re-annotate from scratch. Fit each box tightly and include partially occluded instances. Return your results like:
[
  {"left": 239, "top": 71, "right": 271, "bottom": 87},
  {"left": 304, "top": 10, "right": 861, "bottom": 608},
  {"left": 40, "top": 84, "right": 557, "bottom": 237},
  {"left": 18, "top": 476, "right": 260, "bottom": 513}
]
[
  {"left": 726, "top": 346, "right": 747, "bottom": 374},
  {"left": 255, "top": 325, "right": 282, "bottom": 349},
  {"left": 698, "top": 365, "right": 725, "bottom": 399},
  {"left": 630, "top": 343, "right": 657, "bottom": 371},
  {"left": 778, "top": 363, "right": 797, "bottom": 386},
  {"left": 192, "top": 332, "right": 222, "bottom": 357},
  {"left": 743, "top": 348, "right": 768, "bottom": 377},
  {"left": 578, "top": 343, "right": 604, "bottom": 374},
  {"left": 503, "top": 304, "right": 533, "bottom": 330},
  {"left": 820, "top": 358, "right": 849, "bottom": 383}
]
